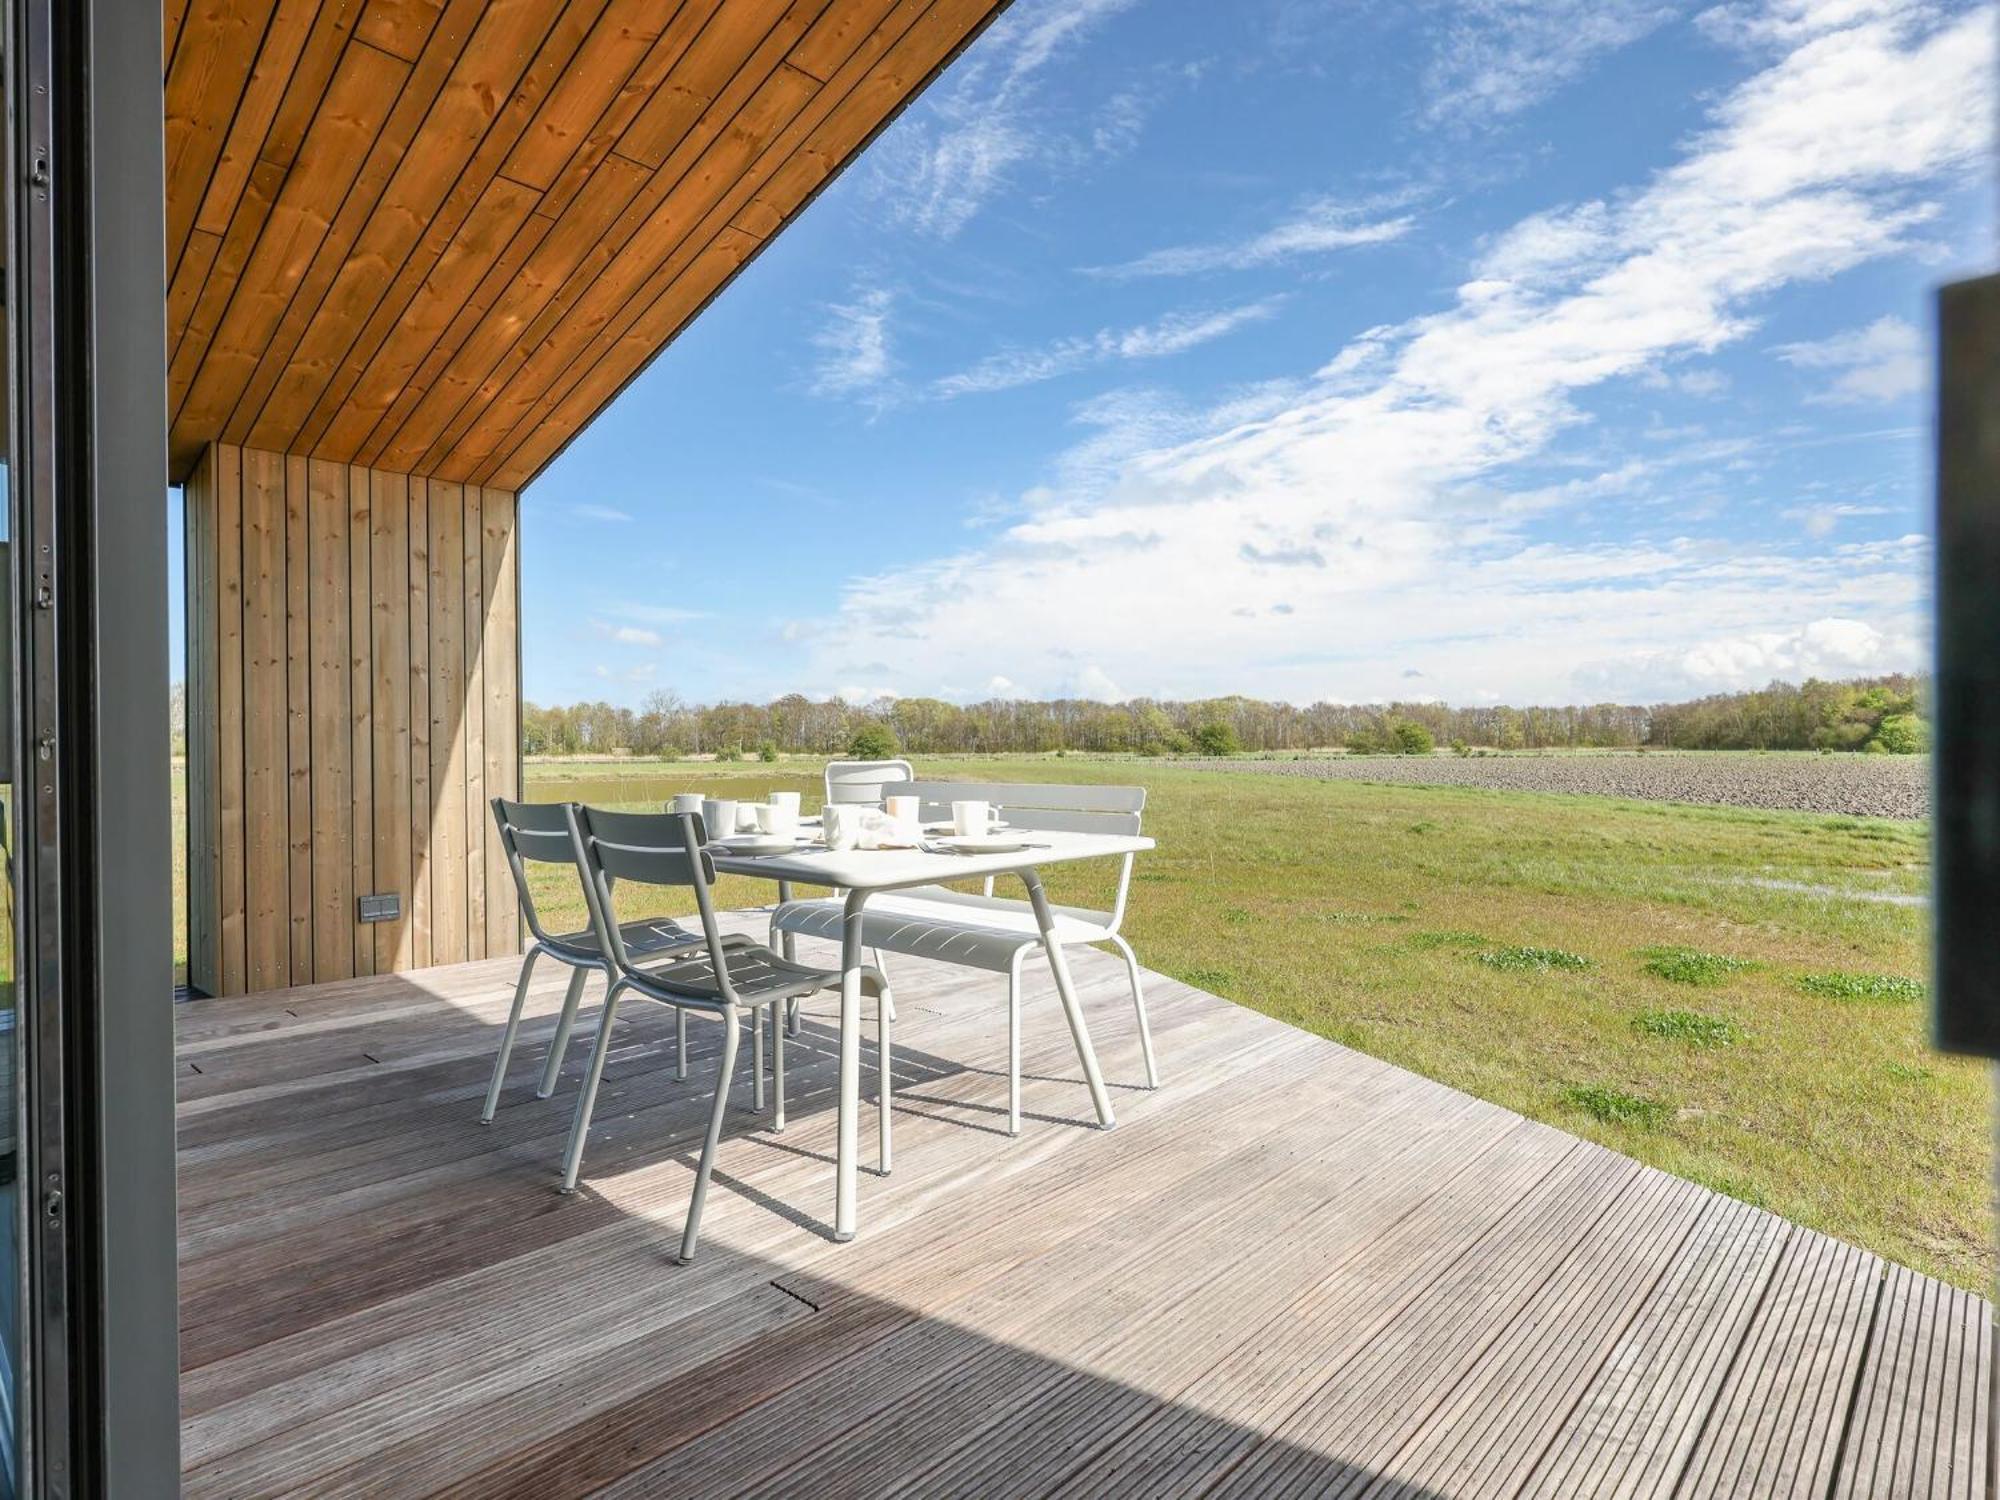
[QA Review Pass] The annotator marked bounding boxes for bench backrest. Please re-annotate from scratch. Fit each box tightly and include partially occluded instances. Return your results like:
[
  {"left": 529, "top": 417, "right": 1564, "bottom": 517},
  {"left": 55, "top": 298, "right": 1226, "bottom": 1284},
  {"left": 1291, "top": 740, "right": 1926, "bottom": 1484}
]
[
  {"left": 885, "top": 779, "right": 1146, "bottom": 930},
  {"left": 883, "top": 779, "right": 1144, "bottom": 837},
  {"left": 824, "top": 757, "right": 916, "bottom": 806}
]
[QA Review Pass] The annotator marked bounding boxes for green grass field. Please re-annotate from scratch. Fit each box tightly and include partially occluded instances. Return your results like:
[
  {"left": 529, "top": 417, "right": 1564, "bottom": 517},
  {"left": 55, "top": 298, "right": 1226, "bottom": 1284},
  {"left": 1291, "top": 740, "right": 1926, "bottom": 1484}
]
[{"left": 172, "top": 753, "right": 1982, "bottom": 1292}]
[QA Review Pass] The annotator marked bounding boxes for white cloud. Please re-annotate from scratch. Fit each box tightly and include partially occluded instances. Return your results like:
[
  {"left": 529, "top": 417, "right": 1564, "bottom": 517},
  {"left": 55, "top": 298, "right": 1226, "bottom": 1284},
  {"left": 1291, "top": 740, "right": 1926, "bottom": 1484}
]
[
  {"left": 1774, "top": 314, "right": 1925, "bottom": 402},
  {"left": 594, "top": 621, "right": 663, "bottom": 648},
  {"left": 932, "top": 300, "right": 1283, "bottom": 398},
  {"left": 571, "top": 503, "right": 632, "bottom": 523},
  {"left": 835, "top": 684, "right": 898, "bottom": 706},
  {"left": 1086, "top": 197, "right": 1415, "bottom": 279},
  {"left": 1068, "top": 665, "right": 1124, "bottom": 701},
  {"left": 790, "top": 0, "right": 1983, "bottom": 704},
  {"left": 1422, "top": 0, "right": 1682, "bottom": 126},
  {"left": 1781, "top": 499, "right": 1898, "bottom": 536},
  {"left": 871, "top": 0, "right": 1139, "bottom": 239},
  {"left": 810, "top": 287, "right": 895, "bottom": 398},
  {"left": 1575, "top": 614, "right": 1921, "bottom": 697}
]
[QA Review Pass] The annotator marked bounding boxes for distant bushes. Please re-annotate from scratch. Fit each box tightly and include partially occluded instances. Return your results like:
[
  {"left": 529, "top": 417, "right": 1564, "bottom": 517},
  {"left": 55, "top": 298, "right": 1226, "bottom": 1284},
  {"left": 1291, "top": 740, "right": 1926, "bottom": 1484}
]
[
  {"left": 516, "top": 673, "right": 1930, "bottom": 759},
  {"left": 1191, "top": 721, "right": 1242, "bottom": 756},
  {"left": 1346, "top": 716, "right": 1435, "bottom": 755},
  {"left": 848, "top": 723, "right": 899, "bottom": 760},
  {"left": 1872, "top": 713, "right": 1926, "bottom": 755},
  {"left": 1647, "top": 677, "right": 1927, "bottom": 754}
]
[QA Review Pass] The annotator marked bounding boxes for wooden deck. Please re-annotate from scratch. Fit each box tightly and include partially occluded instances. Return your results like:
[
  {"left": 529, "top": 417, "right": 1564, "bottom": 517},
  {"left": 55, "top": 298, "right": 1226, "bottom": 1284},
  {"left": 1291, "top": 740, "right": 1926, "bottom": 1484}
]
[{"left": 176, "top": 912, "right": 1991, "bottom": 1498}]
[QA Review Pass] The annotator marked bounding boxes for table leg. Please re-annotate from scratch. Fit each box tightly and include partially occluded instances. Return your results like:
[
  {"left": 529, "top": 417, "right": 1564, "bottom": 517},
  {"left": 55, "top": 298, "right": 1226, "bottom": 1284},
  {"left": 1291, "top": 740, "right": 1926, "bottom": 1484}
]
[
  {"left": 836, "top": 887, "right": 868, "bottom": 1240},
  {"left": 776, "top": 879, "right": 798, "bottom": 962},
  {"left": 1021, "top": 869, "right": 1115, "bottom": 1129}
]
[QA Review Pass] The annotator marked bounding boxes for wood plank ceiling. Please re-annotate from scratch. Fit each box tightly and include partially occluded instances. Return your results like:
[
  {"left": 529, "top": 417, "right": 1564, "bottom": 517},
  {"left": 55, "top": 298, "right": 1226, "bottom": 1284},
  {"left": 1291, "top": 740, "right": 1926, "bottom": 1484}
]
[{"left": 163, "top": 0, "right": 1010, "bottom": 489}]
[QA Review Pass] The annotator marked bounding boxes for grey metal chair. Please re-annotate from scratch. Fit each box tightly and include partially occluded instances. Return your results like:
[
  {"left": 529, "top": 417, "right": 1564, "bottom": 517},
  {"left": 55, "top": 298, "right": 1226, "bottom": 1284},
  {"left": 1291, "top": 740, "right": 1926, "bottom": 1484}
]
[
  {"left": 823, "top": 756, "right": 916, "bottom": 805},
  {"left": 560, "top": 804, "right": 895, "bottom": 1262},
  {"left": 480, "top": 797, "right": 755, "bottom": 1123}
]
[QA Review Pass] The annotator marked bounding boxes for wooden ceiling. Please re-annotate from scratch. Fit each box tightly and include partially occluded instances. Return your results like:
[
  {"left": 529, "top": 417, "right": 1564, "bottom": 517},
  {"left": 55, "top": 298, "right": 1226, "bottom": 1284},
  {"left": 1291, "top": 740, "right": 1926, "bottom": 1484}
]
[{"left": 163, "top": 0, "right": 1008, "bottom": 488}]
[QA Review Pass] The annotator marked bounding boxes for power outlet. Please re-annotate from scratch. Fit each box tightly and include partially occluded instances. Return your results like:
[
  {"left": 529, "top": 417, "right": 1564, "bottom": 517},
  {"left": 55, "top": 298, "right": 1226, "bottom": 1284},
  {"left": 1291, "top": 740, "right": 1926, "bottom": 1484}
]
[{"left": 357, "top": 893, "right": 401, "bottom": 924}]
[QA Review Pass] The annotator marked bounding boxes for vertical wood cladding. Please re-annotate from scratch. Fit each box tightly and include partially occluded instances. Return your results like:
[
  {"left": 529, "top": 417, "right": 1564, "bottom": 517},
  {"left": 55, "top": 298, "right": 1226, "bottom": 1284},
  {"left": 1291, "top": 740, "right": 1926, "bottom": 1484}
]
[{"left": 185, "top": 441, "right": 520, "bottom": 995}]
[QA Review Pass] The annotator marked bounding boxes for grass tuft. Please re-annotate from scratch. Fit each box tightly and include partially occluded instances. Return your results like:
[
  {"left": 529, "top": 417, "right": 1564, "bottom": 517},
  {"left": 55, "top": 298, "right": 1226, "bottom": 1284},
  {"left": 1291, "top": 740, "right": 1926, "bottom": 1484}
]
[
  {"left": 1177, "top": 965, "right": 1236, "bottom": 993},
  {"left": 1882, "top": 1060, "right": 1934, "bottom": 1082},
  {"left": 1640, "top": 946, "right": 1754, "bottom": 986},
  {"left": 1478, "top": 945, "right": 1594, "bottom": 973},
  {"left": 1684, "top": 1170, "right": 1769, "bottom": 1208},
  {"left": 1560, "top": 1083, "right": 1669, "bottom": 1129},
  {"left": 1634, "top": 1009, "right": 1743, "bottom": 1048},
  {"left": 1407, "top": 929, "right": 1489, "bottom": 951},
  {"left": 1795, "top": 970, "right": 1925, "bottom": 1004}
]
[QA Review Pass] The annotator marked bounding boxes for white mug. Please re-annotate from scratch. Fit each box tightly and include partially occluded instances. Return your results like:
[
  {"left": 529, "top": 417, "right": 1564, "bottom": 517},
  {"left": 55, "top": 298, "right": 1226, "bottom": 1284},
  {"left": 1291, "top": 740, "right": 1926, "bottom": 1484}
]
[
  {"left": 884, "top": 794, "right": 920, "bottom": 831},
  {"left": 753, "top": 802, "right": 798, "bottom": 839},
  {"left": 821, "top": 804, "right": 863, "bottom": 850},
  {"left": 701, "top": 798, "right": 738, "bottom": 842},
  {"left": 951, "top": 799, "right": 991, "bottom": 836},
  {"left": 670, "top": 793, "right": 704, "bottom": 815}
]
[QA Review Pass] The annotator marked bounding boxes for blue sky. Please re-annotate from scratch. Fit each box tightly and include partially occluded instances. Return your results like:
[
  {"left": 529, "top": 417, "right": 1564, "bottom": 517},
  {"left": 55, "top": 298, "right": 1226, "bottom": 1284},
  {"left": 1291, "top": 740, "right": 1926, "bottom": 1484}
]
[{"left": 172, "top": 0, "right": 1998, "bottom": 711}]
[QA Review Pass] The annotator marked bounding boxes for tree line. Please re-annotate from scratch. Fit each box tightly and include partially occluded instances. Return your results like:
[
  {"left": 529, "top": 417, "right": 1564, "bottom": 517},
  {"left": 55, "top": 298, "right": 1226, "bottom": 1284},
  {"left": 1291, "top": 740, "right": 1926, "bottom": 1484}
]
[{"left": 519, "top": 674, "right": 1928, "bottom": 759}]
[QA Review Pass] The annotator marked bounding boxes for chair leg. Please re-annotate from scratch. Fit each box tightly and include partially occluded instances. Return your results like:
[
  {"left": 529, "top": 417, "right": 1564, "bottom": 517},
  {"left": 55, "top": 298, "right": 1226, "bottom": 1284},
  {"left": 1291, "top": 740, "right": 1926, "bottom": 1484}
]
[
  {"left": 676, "top": 1007, "right": 688, "bottom": 1081},
  {"left": 769, "top": 913, "right": 805, "bottom": 1037},
  {"left": 772, "top": 1005, "right": 787, "bottom": 1132},
  {"left": 1108, "top": 934, "right": 1160, "bottom": 1088},
  {"left": 560, "top": 981, "right": 628, "bottom": 1193},
  {"left": 872, "top": 949, "right": 897, "bottom": 1022},
  {"left": 481, "top": 947, "right": 541, "bottom": 1123},
  {"left": 752, "top": 1007, "right": 766, "bottom": 1110},
  {"left": 680, "top": 1008, "right": 740, "bottom": 1264},
  {"left": 536, "top": 966, "right": 591, "bottom": 1099},
  {"left": 877, "top": 982, "right": 893, "bottom": 1174},
  {"left": 1006, "top": 950, "right": 1025, "bottom": 1137}
]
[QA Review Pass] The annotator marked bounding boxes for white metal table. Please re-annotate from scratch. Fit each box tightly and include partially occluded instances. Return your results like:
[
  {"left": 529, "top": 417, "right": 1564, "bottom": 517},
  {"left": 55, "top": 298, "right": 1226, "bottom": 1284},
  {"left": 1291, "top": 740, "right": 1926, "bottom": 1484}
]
[{"left": 706, "top": 830, "right": 1155, "bottom": 1240}]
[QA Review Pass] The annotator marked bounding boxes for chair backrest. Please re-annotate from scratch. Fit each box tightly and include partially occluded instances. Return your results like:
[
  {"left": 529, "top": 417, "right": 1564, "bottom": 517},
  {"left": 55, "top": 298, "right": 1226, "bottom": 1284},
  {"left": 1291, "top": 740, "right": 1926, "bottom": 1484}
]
[
  {"left": 884, "top": 780, "right": 1147, "bottom": 928},
  {"left": 824, "top": 758, "right": 915, "bottom": 806},
  {"left": 566, "top": 805, "right": 736, "bottom": 998},
  {"left": 491, "top": 797, "right": 584, "bottom": 946}
]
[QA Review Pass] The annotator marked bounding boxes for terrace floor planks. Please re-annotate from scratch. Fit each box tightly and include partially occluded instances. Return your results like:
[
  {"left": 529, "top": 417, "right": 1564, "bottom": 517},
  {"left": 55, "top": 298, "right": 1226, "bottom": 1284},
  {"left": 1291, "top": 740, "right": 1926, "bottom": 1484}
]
[{"left": 175, "top": 911, "right": 1990, "bottom": 1498}]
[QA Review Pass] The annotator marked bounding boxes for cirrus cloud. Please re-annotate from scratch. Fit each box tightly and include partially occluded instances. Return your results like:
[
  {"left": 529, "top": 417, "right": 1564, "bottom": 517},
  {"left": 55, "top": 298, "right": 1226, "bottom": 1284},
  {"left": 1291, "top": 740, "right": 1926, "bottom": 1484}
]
[{"left": 790, "top": 0, "right": 1984, "bottom": 705}]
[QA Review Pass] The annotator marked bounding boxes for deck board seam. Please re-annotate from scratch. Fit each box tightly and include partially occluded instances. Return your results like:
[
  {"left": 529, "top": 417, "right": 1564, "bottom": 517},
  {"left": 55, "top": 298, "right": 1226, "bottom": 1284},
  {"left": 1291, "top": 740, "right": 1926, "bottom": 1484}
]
[
  {"left": 1663, "top": 1222, "right": 1795, "bottom": 1499},
  {"left": 1820, "top": 1264, "right": 1889, "bottom": 1500}
]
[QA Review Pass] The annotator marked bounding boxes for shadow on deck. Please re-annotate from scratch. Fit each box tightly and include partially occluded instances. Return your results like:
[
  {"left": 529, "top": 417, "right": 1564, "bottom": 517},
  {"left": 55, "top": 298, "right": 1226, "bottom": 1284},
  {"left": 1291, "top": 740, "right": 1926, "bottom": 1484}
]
[{"left": 173, "top": 912, "right": 1989, "bottom": 1498}]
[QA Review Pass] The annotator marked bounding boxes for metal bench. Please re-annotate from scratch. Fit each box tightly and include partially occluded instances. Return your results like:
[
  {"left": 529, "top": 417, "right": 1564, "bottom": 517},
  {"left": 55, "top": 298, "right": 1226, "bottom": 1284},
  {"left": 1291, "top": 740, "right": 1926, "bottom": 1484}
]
[{"left": 771, "top": 779, "right": 1158, "bottom": 1134}]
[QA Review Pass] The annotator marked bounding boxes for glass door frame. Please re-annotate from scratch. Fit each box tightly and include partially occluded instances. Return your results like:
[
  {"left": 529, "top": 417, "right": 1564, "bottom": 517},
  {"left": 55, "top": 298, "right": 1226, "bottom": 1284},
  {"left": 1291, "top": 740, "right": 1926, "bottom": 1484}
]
[{"left": 6, "top": 0, "right": 179, "bottom": 1493}]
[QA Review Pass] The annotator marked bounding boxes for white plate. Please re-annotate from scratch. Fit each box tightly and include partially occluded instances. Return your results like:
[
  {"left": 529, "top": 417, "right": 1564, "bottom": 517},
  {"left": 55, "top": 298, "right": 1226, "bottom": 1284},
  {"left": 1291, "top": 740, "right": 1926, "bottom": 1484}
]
[
  {"left": 931, "top": 834, "right": 1032, "bottom": 853},
  {"left": 923, "top": 820, "right": 1011, "bottom": 833},
  {"left": 714, "top": 835, "right": 798, "bottom": 855}
]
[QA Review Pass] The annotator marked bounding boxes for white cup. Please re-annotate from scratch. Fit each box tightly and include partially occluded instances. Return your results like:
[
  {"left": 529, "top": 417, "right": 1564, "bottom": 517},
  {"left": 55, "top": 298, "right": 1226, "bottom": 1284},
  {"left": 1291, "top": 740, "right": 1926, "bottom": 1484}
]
[
  {"left": 753, "top": 802, "right": 798, "bottom": 839},
  {"left": 670, "top": 793, "right": 704, "bottom": 815},
  {"left": 884, "top": 794, "right": 920, "bottom": 831},
  {"left": 822, "top": 804, "right": 863, "bottom": 850},
  {"left": 700, "top": 798, "right": 738, "bottom": 842},
  {"left": 951, "top": 799, "right": 991, "bottom": 836}
]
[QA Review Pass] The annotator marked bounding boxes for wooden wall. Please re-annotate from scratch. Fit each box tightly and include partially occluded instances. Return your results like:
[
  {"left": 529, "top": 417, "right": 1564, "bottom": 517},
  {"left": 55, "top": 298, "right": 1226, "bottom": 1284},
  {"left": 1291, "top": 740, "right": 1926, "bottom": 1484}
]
[{"left": 185, "top": 440, "right": 521, "bottom": 996}]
